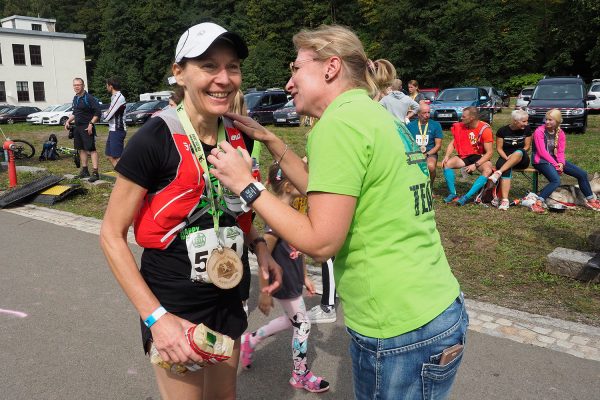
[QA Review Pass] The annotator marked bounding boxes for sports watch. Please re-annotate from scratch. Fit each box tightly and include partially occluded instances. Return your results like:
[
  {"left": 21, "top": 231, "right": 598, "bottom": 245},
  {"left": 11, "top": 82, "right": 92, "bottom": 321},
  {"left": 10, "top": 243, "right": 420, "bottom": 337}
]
[{"left": 240, "top": 182, "right": 266, "bottom": 212}]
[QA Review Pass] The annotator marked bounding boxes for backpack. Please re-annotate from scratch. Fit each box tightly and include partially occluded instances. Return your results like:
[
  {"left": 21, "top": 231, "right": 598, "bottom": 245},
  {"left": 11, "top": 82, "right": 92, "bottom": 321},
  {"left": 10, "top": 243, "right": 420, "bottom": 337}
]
[
  {"left": 474, "top": 178, "right": 499, "bottom": 205},
  {"left": 39, "top": 134, "right": 59, "bottom": 161}
]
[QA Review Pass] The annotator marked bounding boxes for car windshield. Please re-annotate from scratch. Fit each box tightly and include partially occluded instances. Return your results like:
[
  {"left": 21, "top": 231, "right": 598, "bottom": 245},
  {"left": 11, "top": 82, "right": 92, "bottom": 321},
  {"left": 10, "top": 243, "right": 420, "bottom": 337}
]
[
  {"left": 437, "top": 89, "right": 477, "bottom": 101},
  {"left": 55, "top": 103, "right": 71, "bottom": 112},
  {"left": 284, "top": 100, "right": 294, "bottom": 107},
  {"left": 421, "top": 91, "right": 436, "bottom": 101},
  {"left": 590, "top": 84, "right": 600, "bottom": 92},
  {"left": 244, "top": 93, "right": 262, "bottom": 109},
  {"left": 137, "top": 101, "right": 162, "bottom": 111},
  {"left": 532, "top": 84, "right": 583, "bottom": 100},
  {"left": 41, "top": 105, "right": 59, "bottom": 112}
]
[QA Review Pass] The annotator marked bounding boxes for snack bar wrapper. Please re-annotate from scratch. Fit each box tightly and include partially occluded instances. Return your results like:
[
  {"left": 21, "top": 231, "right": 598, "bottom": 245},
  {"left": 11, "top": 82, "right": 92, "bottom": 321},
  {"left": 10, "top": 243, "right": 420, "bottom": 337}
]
[{"left": 150, "top": 323, "right": 235, "bottom": 375}]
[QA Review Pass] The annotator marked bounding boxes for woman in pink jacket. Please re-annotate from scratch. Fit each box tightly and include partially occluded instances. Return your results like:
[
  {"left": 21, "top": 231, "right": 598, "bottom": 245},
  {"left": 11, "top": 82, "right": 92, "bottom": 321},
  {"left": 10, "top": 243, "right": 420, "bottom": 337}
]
[{"left": 532, "top": 108, "right": 600, "bottom": 211}]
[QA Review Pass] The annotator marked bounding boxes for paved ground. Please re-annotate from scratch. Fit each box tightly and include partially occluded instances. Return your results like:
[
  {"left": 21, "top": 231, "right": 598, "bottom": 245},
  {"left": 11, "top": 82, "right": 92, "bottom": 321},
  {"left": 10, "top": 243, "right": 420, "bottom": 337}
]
[{"left": 1, "top": 205, "right": 599, "bottom": 399}]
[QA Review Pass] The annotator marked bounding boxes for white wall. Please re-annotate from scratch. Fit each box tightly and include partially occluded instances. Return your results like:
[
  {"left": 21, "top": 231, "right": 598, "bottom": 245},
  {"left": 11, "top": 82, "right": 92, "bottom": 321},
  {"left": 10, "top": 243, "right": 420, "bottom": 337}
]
[
  {"left": 0, "top": 31, "right": 87, "bottom": 107},
  {"left": 1, "top": 18, "right": 55, "bottom": 32}
]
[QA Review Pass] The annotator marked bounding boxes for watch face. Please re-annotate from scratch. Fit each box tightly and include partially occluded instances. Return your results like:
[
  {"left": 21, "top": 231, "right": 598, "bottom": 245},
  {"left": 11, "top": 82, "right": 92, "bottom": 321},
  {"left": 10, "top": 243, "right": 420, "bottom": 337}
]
[{"left": 242, "top": 184, "right": 259, "bottom": 203}]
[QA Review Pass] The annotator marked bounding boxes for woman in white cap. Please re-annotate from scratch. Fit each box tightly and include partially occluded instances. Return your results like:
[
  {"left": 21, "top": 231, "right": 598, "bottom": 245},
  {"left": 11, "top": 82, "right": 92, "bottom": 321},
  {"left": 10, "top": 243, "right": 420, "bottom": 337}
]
[
  {"left": 208, "top": 25, "right": 467, "bottom": 400},
  {"left": 100, "top": 22, "right": 280, "bottom": 399}
]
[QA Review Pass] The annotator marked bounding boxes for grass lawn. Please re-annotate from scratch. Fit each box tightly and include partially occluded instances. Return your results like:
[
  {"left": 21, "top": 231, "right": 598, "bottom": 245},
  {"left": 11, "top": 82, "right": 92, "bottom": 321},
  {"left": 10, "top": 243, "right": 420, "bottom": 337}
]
[{"left": 1, "top": 106, "right": 599, "bottom": 326}]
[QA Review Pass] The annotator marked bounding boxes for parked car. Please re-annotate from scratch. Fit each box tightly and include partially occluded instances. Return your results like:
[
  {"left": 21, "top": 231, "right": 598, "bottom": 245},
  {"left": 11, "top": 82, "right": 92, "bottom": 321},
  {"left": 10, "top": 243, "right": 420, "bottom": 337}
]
[
  {"left": 0, "top": 106, "right": 41, "bottom": 124},
  {"left": 497, "top": 89, "right": 510, "bottom": 107},
  {"left": 0, "top": 105, "right": 15, "bottom": 114},
  {"left": 430, "top": 87, "right": 494, "bottom": 127},
  {"left": 515, "top": 86, "right": 535, "bottom": 109},
  {"left": 419, "top": 88, "right": 440, "bottom": 104},
  {"left": 42, "top": 103, "right": 73, "bottom": 125},
  {"left": 587, "top": 79, "right": 600, "bottom": 113},
  {"left": 273, "top": 100, "right": 300, "bottom": 126},
  {"left": 125, "top": 100, "right": 169, "bottom": 125},
  {"left": 26, "top": 104, "right": 63, "bottom": 124},
  {"left": 481, "top": 86, "right": 503, "bottom": 113},
  {"left": 244, "top": 88, "right": 289, "bottom": 124},
  {"left": 125, "top": 101, "right": 150, "bottom": 114},
  {"left": 526, "top": 76, "right": 590, "bottom": 133}
]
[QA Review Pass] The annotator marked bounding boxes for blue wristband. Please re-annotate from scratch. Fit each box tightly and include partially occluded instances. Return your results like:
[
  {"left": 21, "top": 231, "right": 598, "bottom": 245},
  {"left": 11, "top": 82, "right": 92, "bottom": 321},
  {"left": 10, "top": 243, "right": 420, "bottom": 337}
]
[{"left": 144, "top": 306, "right": 167, "bottom": 328}]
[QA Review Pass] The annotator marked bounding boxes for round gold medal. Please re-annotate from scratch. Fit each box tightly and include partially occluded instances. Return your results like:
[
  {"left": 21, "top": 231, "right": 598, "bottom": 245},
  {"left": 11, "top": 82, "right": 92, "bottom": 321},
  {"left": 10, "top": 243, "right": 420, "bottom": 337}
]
[
  {"left": 206, "top": 246, "right": 243, "bottom": 289},
  {"left": 420, "top": 145, "right": 427, "bottom": 153}
]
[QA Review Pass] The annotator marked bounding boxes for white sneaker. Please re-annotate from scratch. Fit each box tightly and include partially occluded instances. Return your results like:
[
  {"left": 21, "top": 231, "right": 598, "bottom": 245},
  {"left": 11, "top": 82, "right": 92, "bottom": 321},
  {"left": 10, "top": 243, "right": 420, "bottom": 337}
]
[
  {"left": 491, "top": 197, "right": 500, "bottom": 208},
  {"left": 498, "top": 199, "right": 510, "bottom": 211},
  {"left": 307, "top": 305, "right": 337, "bottom": 324}
]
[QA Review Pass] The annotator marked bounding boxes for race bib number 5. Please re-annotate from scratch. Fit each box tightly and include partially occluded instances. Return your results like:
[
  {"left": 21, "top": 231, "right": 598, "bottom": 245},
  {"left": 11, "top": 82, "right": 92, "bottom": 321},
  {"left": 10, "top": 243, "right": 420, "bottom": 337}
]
[{"left": 186, "top": 226, "right": 244, "bottom": 283}]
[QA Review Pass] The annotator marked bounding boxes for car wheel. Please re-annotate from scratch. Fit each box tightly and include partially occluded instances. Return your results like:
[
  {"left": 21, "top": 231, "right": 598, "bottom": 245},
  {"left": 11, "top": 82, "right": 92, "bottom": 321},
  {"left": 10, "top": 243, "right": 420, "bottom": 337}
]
[
  {"left": 7, "top": 118, "right": 14, "bottom": 124},
  {"left": 59, "top": 117, "right": 68, "bottom": 125},
  {"left": 252, "top": 115, "right": 260, "bottom": 123}
]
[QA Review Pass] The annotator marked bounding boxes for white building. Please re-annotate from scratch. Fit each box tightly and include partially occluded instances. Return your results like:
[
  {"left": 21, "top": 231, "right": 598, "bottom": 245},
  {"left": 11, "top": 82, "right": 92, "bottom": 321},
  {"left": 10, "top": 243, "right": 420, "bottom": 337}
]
[{"left": 0, "top": 15, "right": 87, "bottom": 107}]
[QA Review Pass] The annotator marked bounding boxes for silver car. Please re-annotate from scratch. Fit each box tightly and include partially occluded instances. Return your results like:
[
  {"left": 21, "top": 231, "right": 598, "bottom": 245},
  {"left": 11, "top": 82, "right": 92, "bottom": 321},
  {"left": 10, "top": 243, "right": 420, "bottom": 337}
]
[
  {"left": 515, "top": 86, "right": 535, "bottom": 109},
  {"left": 481, "top": 86, "right": 503, "bottom": 113},
  {"left": 587, "top": 79, "right": 600, "bottom": 112}
]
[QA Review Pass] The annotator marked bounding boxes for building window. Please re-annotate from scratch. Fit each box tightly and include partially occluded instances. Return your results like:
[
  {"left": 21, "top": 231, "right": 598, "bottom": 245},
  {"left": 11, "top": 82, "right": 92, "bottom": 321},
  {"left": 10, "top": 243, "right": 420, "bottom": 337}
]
[
  {"left": 33, "top": 82, "right": 45, "bottom": 101},
  {"left": 13, "top": 44, "right": 26, "bottom": 65},
  {"left": 29, "top": 45, "right": 42, "bottom": 65},
  {"left": 17, "top": 81, "right": 29, "bottom": 102},
  {"left": 0, "top": 82, "right": 6, "bottom": 102},
  {"left": 31, "top": 24, "right": 42, "bottom": 31}
]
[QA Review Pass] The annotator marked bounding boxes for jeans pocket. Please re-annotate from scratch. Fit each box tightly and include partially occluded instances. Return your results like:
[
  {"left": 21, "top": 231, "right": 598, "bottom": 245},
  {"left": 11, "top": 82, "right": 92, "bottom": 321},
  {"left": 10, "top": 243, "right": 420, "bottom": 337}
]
[{"left": 421, "top": 349, "right": 464, "bottom": 400}]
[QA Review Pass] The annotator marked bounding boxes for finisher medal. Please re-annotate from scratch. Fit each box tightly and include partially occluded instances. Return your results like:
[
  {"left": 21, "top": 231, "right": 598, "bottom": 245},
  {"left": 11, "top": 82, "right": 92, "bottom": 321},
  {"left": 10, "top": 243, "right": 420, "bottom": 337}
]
[{"left": 206, "top": 246, "right": 243, "bottom": 289}]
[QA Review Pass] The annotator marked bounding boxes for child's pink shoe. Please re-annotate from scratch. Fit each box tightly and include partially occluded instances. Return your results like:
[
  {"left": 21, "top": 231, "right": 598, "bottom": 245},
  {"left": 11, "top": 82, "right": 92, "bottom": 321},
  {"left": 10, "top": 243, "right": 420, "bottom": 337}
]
[
  {"left": 240, "top": 332, "right": 254, "bottom": 370},
  {"left": 289, "top": 370, "right": 330, "bottom": 393}
]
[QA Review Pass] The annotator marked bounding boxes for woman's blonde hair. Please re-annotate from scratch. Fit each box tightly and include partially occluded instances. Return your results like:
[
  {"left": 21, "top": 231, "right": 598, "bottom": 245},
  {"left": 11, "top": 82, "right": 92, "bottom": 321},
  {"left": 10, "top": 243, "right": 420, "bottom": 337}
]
[
  {"left": 292, "top": 25, "right": 381, "bottom": 97},
  {"left": 229, "top": 89, "right": 247, "bottom": 116},
  {"left": 546, "top": 108, "right": 562, "bottom": 125}
]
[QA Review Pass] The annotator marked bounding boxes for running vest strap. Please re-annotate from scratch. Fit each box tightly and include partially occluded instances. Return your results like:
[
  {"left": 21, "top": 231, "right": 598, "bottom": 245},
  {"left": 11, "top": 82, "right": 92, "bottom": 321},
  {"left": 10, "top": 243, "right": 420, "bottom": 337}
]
[{"left": 133, "top": 108, "right": 252, "bottom": 250}]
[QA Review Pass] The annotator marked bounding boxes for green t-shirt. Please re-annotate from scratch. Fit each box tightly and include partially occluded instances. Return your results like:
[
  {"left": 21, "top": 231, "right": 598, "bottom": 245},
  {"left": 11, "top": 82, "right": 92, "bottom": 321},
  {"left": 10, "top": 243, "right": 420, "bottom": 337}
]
[{"left": 306, "top": 89, "right": 460, "bottom": 338}]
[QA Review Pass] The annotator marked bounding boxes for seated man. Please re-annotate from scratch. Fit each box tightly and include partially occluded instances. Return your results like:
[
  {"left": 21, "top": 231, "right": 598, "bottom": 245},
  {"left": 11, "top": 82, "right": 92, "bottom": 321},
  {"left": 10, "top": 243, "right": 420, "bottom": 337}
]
[
  {"left": 441, "top": 106, "right": 493, "bottom": 206},
  {"left": 407, "top": 103, "right": 443, "bottom": 186}
]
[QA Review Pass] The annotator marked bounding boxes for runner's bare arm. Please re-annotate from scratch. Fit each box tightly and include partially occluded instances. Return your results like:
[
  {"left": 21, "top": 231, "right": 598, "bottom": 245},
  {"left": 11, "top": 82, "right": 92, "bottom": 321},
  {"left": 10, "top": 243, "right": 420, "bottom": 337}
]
[{"left": 100, "top": 175, "right": 203, "bottom": 365}]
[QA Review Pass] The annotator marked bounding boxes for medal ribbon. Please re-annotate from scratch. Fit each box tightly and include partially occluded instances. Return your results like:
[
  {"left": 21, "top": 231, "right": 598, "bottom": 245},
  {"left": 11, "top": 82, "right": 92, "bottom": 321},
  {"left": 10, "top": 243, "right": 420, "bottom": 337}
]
[
  {"left": 418, "top": 121, "right": 429, "bottom": 138},
  {"left": 418, "top": 121, "right": 429, "bottom": 151},
  {"left": 176, "top": 102, "right": 226, "bottom": 241}
]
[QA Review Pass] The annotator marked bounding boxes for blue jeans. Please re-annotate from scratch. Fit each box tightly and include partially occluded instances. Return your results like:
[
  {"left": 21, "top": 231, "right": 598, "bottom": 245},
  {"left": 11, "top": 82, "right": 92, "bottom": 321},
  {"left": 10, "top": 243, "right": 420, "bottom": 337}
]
[
  {"left": 534, "top": 161, "right": 594, "bottom": 200},
  {"left": 347, "top": 295, "right": 468, "bottom": 400}
]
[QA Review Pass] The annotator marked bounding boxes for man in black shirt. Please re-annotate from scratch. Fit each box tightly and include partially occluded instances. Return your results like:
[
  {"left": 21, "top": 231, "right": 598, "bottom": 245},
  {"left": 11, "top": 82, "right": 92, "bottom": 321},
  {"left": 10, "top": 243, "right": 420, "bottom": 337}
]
[{"left": 64, "top": 78, "right": 102, "bottom": 181}]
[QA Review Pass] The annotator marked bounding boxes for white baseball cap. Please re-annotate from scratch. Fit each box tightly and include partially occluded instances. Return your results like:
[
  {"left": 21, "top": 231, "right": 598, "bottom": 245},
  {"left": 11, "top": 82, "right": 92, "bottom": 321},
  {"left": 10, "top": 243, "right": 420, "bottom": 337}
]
[{"left": 175, "top": 22, "right": 248, "bottom": 63}]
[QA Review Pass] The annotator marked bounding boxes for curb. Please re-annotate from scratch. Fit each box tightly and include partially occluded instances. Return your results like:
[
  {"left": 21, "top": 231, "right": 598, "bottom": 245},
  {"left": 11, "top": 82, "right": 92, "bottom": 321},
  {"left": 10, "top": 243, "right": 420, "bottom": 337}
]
[{"left": 3, "top": 204, "right": 599, "bottom": 362}]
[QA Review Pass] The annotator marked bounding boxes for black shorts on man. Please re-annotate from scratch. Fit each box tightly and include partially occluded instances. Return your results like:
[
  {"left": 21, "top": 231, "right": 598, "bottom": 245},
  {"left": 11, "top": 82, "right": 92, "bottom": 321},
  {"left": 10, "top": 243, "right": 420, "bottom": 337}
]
[
  {"left": 73, "top": 125, "right": 96, "bottom": 151},
  {"left": 461, "top": 154, "right": 482, "bottom": 166}
]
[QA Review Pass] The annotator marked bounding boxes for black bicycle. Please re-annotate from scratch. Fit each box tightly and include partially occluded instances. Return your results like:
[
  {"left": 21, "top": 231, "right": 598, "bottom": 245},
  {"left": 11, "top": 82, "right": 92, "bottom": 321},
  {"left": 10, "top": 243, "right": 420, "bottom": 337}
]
[
  {"left": 0, "top": 127, "right": 36, "bottom": 160},
  {"left": 10, "top": 139, "right": 36, "bottom": 160}
]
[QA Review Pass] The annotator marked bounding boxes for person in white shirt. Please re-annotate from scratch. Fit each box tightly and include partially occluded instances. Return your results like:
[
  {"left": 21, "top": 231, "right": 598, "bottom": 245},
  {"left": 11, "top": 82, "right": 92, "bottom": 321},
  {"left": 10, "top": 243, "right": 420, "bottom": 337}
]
[{"left": 103, "top": 77, "right": 127, "bottom": 166}]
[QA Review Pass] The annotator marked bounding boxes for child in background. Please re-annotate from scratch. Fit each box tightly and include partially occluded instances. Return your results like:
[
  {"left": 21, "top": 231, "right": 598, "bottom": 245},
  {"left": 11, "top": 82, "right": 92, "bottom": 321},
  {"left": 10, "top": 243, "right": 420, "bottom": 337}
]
[{"left": 240, "top": 164, "right": 330, "bottom": 394}]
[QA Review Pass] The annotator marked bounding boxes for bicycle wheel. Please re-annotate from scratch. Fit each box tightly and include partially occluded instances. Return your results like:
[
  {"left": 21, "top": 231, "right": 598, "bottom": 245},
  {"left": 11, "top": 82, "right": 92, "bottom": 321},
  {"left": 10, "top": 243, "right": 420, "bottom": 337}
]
[{"left": 12, "top": 139, "right": 35, "bottom": 159}]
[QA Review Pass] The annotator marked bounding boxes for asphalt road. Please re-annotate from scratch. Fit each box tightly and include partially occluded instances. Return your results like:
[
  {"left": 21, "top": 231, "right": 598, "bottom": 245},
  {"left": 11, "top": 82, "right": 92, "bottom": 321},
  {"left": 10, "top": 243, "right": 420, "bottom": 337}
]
[{"left": 1, "top": 211, "right": 599, "bottom": 399}]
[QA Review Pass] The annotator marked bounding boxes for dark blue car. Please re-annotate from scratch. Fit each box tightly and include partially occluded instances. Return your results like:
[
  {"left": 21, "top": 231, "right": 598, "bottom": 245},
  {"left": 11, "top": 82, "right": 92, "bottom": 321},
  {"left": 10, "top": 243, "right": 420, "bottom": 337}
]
[{"left": 430, "top": 87, "right": 494, "bottom": 128}]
